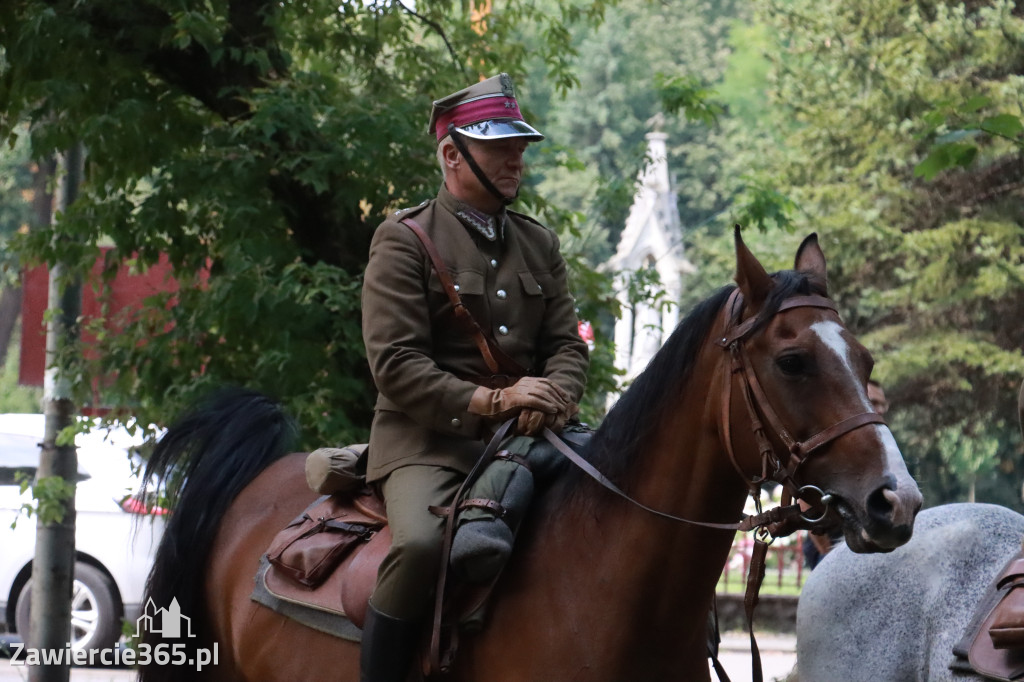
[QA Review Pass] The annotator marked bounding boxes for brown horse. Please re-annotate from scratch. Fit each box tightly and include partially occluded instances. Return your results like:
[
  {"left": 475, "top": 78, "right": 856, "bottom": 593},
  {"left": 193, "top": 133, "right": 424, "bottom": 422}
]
[{"left": 138, "top": 229, "right": 922, "bottom": 682}]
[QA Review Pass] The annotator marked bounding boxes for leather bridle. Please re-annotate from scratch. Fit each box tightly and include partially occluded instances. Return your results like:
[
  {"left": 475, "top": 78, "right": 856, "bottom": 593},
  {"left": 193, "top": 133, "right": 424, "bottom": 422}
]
[{"left": 715, "top": 287, "right": 887, "bottom": 524}]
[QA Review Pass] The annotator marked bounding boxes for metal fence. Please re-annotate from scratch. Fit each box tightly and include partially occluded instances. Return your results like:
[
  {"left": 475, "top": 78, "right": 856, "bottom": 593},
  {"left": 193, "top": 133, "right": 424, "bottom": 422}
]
[{"left": 718, "top": 531, "right": 810, "bottom": 594}]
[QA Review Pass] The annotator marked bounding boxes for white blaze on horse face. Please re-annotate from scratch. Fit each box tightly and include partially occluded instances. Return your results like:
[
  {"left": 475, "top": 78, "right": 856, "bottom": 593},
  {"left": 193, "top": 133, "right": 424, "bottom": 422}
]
[
  {"left": 875, "top": 426, "right": 908, "bottom": 478},
  {"left": 810, "top": 320, "right": 910, "bottom": 483},
  {"left": 809, "top": 321, "right": 866, "bottom": 401}
]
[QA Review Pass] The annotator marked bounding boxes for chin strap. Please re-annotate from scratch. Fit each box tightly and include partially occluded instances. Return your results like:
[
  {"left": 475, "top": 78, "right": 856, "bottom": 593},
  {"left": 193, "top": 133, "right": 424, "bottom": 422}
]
[{"left": 447, "top": 124, "right": 517, "bottom": 206}]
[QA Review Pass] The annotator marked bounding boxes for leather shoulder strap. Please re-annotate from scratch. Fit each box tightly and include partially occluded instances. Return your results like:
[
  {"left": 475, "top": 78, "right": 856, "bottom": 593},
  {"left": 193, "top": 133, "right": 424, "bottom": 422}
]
[
  {"left": 400, "top": 217, "right": 528, "bottom": 378},
  {"left": 400, "top": 217, "right": 461, "bottom": 308}
]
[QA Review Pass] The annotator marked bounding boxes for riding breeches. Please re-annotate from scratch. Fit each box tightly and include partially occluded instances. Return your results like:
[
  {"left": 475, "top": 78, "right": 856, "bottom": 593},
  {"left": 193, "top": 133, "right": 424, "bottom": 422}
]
[{"left": 370, "top": 464, "right": 463, "bottom": 621}]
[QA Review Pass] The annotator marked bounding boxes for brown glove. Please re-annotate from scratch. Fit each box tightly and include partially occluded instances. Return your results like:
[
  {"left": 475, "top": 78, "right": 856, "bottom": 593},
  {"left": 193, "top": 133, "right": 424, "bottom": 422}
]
[
  {"left": 518, "top": 402, "right": 579, "bottom": 436},
  {"left": 468, "top": 377, "right": 570, "bottom": 422}
]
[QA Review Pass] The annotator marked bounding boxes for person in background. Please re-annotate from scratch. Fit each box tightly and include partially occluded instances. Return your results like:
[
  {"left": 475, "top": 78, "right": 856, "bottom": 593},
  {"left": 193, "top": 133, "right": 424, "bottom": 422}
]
[{"left": 867, "top": 378, "right": 890, "bottom": 416}]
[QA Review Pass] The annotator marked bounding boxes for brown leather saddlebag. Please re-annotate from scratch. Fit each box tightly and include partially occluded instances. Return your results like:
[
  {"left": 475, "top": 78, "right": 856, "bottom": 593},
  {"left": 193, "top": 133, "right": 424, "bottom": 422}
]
[
  {"left": 959, "top": 552, "right": 1024, "bottom": 682},
  {"left": 268, "top": 495, "right": 383, "bottom": 588},
  {"left": 989, "top": 557, "right": 1024, "bottom": 649}
]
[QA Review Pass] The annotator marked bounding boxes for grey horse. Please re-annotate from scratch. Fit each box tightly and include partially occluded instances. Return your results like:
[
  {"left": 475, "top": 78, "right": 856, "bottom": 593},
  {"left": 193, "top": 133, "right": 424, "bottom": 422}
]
[{"left": 796, "top": 502, "right": 1024, "bottom": 681}]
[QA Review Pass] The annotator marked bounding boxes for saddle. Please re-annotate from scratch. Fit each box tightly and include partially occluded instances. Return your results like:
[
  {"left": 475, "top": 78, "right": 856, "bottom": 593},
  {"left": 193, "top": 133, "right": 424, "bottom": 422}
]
[
  {"left": 954, "top": 544, "right": 1024, "bottom": 681},
  {"left": 251, "top": 436, "right": 544, "bottom": 637},
  {"left": 258, "top": 489, "right": 389, "bottom": 630}
]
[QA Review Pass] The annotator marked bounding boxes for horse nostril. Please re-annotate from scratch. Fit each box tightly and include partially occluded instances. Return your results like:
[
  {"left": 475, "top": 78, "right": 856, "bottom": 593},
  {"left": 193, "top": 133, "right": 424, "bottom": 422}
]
[{"left": 867, "top": 486, "right": 896, "bottom": 521}]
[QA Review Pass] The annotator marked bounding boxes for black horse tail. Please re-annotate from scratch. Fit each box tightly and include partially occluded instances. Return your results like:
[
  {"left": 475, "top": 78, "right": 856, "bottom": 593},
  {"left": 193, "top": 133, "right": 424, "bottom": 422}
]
[{"left": 138, "top": 387, "right": 297, "bottom": 682}]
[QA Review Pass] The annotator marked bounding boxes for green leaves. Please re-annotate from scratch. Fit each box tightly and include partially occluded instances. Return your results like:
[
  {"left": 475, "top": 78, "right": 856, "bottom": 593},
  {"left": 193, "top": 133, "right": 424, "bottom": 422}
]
[
  {"left": 17, "top": 474, "right": 77, "bottom": 527},
  {"left": 654, "top": 73, "right": 724, "bottom": 127},
  {"left": 739, "top": 0, "right": 1024, "bottom": 508},
  {"left": 167, "top": 8, "right": 229, "bottom": 52},
  {"left": 913, "top": 141, "right": 977, "bottom": 180},
  {"left": 732, "top": 181, "right": 799, "bottom": 234},
  {"left": 914, "top": 96, "right": 1024, "bottom": 180},
  {"left": 981, "top": 114, "right": 1024, "bottom": 139}
]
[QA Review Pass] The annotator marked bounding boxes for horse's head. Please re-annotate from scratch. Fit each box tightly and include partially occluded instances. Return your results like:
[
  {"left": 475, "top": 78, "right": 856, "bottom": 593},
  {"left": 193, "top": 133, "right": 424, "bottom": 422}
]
[{"left": 724, "top": 228, "right": 922, "bottom": 552}]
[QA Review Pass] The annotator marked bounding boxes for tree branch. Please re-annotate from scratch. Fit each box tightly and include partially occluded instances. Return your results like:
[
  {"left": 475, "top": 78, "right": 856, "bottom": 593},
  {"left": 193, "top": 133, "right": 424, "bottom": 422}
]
[
  {"left": 394, "top": 0, "right": 469, "bottom": 78},
  {"left": 76, "top": 0, "right": 371, "bottom": 269}
]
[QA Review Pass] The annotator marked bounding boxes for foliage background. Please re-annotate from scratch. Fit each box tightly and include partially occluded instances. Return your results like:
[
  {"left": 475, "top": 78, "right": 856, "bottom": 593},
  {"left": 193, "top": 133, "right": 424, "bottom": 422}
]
[
  {"left": 665, "top": 0, "right": 1024, "bottom": 509},
  {"left": 0, "top": 0, "right": 613, "bottom": 446},
  {"left": 522, "top": 0, "right": 1024, "bottom": 509},
  {"left": 1, "top": 0, "right": 1022, "bottom": 509}
]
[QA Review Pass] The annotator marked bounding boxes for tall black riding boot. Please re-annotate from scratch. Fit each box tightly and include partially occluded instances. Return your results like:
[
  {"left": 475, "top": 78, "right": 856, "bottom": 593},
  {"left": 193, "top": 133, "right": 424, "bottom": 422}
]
[{"left": 360, "top": 604, "right": 419, "bottom": 682}]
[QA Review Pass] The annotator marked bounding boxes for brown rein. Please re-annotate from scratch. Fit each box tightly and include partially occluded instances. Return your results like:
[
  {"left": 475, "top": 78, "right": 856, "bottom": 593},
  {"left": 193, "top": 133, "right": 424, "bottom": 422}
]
[{"left": 538, "top": 429, "right": 798, "bottom": 532}]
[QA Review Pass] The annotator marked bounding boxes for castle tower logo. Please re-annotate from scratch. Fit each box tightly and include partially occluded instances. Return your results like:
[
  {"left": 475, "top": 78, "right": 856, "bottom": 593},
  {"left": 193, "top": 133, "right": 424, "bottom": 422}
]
[{"left": 133, "top": 597, "right": 195, "bottom": 638}]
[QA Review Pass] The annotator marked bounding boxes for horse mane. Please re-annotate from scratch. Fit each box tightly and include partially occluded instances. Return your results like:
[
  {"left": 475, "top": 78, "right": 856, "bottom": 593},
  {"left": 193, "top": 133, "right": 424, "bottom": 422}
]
[{"left": 578, "top": 269, "right": 823, "bottom": 489}]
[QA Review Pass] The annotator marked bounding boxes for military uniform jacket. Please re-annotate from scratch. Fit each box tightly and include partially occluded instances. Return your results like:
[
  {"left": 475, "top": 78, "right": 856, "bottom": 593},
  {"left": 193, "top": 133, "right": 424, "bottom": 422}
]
[{"left": 361, "top": 185, "right": 590, "bottom": 482}]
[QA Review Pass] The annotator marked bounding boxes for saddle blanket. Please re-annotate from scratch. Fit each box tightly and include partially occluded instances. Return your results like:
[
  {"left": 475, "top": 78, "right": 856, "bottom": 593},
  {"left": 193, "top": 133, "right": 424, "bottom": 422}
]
[{"left": 252, "top": 554, "right": 364, "bottom": 642}]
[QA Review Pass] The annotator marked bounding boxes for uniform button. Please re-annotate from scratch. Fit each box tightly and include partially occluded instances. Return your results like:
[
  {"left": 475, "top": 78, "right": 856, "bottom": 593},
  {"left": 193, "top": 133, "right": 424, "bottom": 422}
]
[
  {"left": 451, "top": 418, "right": 462, "bottom": 428},
  {"left": 490, "top": 259, "right": 498, "bottom": 268},
  {"left": 496, "top": 289, "right": 507, "bottom": 300},
  {"left": 453, "top": 284, "right": 460, "bottom": 292},
  {"left": 498, "top": 325, "right": 509, "bottom": 335}
]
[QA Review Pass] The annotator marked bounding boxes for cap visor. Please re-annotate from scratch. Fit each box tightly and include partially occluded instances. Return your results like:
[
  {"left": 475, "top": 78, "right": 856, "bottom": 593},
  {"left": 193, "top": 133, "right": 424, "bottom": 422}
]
[{"left": 455, "top": 119, "right": 544, "bottom": 141}]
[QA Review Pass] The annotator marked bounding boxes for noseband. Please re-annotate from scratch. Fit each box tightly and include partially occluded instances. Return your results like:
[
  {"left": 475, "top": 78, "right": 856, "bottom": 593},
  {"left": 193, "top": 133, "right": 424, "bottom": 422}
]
[{"left": 715, "top": 288, "right": 887, "bottom": 521}]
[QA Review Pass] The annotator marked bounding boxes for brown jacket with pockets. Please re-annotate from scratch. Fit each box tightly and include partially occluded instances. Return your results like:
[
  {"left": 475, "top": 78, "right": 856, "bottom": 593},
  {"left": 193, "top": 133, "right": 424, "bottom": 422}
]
[{"left": 361, "top": 185, "right": 589, "bottom": 482}]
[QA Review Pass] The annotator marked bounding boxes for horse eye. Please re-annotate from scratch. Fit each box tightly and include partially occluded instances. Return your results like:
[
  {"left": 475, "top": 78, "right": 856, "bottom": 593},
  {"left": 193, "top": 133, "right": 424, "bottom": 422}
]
[{"left": 776, "top": 354, "right": 805, "bottom": 376}]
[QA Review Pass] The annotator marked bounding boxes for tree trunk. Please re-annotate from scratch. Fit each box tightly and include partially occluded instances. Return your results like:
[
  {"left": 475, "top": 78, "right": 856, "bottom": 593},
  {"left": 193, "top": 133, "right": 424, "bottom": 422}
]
[{"left": 29, "top": 144, "right": 83, "bottom": 682}]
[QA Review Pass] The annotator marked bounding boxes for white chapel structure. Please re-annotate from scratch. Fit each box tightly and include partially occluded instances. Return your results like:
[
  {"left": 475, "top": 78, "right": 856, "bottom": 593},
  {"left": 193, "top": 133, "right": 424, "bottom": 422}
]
[{"left": 608, "top": 125, "right": 695, "bottom": 391}]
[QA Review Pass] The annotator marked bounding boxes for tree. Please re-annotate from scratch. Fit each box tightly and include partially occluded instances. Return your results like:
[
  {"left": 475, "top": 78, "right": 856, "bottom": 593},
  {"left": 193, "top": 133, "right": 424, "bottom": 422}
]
[
  {"left": 0, "top": 131, "right": 33, "bottom": 244},
  {"left": 725, "top": 0, "right": 1024, "bottom": 508},
  {"left": 514, "top": 0, "right": 757, "bottom": 411},
  {"left": 525, "top": 0, "right": 751, "bottom": 258},
  {"left": 0, "top": 0, "right": 609, "bottom": 444},
  {"left": 622, "top": 0, "right": 1024, "bottom": 508}
]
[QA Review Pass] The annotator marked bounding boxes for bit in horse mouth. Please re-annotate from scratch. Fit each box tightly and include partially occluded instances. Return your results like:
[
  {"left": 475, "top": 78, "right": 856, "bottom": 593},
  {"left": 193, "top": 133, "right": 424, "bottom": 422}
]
[{"left": 798, "top": 484, "right": 834, "bottom": 525}]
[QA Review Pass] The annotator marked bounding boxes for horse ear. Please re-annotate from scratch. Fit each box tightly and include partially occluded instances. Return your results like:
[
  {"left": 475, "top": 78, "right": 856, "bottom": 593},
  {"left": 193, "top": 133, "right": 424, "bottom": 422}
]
[
  {"left": 794, "top": 232, "right": 829, "bottom": 295},
  {"left": 734, "top": 225, "right": 774, "bottom": 311}
]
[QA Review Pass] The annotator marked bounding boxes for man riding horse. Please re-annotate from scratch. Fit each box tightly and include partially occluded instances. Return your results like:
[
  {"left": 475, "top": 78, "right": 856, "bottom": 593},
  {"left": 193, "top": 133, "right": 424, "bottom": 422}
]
[{"left": 359, "top": 73, "right": 590, "bottom": 682}]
